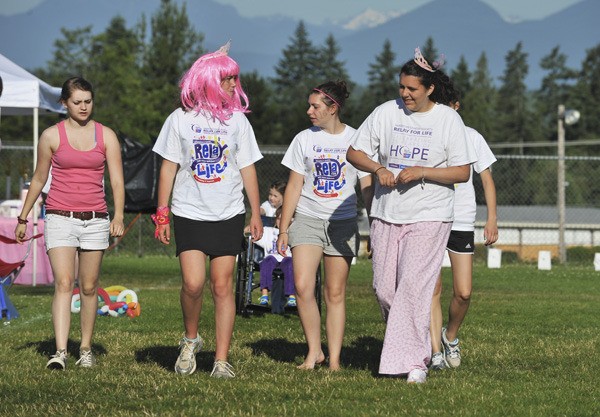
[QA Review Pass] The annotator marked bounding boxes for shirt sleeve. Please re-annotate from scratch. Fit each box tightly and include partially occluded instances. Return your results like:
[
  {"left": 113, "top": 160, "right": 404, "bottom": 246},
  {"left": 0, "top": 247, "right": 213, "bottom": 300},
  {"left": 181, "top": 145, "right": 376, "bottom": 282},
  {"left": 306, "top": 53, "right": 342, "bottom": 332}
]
[
  {"left": 235, "top": 114, "right": 263, "bottom": 169},
  {"left": 470, "top": 128, "right": 497, "bottom": 174},
  {"left": 350, "top": 106, "right": 381, "bottom": 160},
  {"left": 152, "top": 111, "right": 182, "bottom": 164},
  {"left": 281, "top": 132, "right": 307, "bottom": 176}
]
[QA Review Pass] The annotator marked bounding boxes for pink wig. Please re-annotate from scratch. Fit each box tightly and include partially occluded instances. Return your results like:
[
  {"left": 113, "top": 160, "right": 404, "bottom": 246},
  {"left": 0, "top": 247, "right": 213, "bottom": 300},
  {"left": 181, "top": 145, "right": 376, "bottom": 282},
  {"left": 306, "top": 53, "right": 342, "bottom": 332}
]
[{"left": 179, "top": 47, "right": 249, "bottom": 123}]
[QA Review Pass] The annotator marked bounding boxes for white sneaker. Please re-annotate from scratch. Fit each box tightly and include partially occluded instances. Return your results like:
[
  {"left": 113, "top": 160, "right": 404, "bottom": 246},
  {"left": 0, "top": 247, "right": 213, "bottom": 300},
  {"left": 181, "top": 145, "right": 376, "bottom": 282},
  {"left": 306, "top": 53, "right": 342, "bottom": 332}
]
[
  {"left": 46, "top": 350, "right": 67, "bottom": 370},
  {"left": 210, "top": 360, "right": 235, "bottom": 379},
  {"left": 75, "top": 348, "right": 96, "bottom": 368},
  {"left": 442, "top": 327, "right": 461, "bottom": 368},
  {"left": 174, "top": 334, "right": 203, "bottom": 375},
  {"left": 429, "top": 352, "right": 447, "bottom": 371},
  {"left": 407, "top": 368, "right": 427, "bottom": 384}
]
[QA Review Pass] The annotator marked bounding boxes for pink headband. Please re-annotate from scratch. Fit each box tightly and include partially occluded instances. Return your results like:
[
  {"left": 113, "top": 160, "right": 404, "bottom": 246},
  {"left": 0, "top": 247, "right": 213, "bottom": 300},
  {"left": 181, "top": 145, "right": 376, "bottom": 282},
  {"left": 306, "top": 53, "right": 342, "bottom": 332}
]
[
  {"left": 313, "top": 88, "right": 341, "bottom": 108},
  {"left": 414, "top": 47, "right": 445, "bottom": 72}
]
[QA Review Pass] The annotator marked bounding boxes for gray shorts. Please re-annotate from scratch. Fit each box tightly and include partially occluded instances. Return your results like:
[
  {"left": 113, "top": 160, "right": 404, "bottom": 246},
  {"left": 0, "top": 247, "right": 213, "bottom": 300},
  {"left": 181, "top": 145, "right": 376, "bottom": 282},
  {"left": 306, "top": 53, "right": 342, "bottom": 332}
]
[
  {"left": 44, "top": 213, "right": 110, "bottom": 251},
  {"left": 288, "top": 213, "right": 359, "bottom": 257}
]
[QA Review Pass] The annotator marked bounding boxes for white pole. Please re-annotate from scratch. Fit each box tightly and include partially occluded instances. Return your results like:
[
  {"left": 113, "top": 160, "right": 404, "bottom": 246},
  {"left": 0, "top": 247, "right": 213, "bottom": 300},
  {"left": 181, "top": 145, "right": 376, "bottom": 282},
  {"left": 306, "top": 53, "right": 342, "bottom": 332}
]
[
  {"left": 32, "top": 107, "right": 39, "bottom": 286},
  {"left": 557, "top": 104, "right": 566, "bottom": 264}
]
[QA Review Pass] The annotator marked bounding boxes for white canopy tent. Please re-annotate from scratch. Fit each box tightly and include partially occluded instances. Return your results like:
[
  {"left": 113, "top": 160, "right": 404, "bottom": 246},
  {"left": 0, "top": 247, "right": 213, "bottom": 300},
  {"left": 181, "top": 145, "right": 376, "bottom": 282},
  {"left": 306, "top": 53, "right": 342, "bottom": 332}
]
[{"left": 0, "top": 53, "right": 66, "bottom": 286}]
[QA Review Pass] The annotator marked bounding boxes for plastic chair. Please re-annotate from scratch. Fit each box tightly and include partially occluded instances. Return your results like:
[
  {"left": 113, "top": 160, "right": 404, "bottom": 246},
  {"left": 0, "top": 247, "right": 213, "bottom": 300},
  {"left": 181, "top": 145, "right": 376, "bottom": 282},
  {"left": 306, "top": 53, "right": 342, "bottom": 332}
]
[{"left": 0, "top": 232, "right": 43, "bottom": 320}]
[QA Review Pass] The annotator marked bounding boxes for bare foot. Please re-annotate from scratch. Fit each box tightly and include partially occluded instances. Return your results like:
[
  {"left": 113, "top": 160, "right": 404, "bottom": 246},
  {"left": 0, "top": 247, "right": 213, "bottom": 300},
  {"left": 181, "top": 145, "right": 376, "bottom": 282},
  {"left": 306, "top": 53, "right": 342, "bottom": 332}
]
[
  {"left": 328, "top": 363, "right": 341, "bottom": 371},
  {"left": 297, "top": 352, "right": 326, "bottom": 370}
]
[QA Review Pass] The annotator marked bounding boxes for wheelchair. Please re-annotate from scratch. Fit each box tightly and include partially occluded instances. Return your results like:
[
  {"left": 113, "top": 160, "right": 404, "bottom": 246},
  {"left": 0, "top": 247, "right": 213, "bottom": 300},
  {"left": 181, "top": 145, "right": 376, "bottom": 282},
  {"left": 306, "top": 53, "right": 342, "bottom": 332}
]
[{"left": 235, "top": 233, "right": 322, "bottom": 316}]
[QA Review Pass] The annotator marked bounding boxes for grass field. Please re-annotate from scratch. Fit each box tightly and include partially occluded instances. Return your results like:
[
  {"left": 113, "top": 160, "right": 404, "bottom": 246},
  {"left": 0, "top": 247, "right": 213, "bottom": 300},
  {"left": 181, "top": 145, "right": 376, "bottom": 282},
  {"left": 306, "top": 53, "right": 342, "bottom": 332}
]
[{"left": 1, "top": 256, "right": 599, "bottom": 416}]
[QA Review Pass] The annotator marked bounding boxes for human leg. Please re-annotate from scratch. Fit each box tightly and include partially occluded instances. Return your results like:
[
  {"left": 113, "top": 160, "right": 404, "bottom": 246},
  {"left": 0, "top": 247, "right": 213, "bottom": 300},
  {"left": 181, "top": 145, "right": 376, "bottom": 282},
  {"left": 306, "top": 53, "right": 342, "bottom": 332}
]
[
  {"left": 429, "top": 272, "right": 447, "bottom": 370},
  {"left": 46, "top": 246, "right": 78, "bottom": 368},
  {"left": 370, "top": 219, "right": 400, "bottom": 322},
  {"left": 179, "top": 250, "right": 208, "bottom": 339},
  {"left": 76, "top": 249, "right": 104, "bottom": 350},
  {"left": 280, "top": 257, "right": 295, "bottom": 296},
  {"left": 292, "top": 244, "right": 325, "bottom": 369},
  {"left": 430, "top": 273, "right": 443, "bottom": 354},
  {"left": 378, "top": 222, "right": 451, "bottom": 377},
  {"left": 209, "top": 255, "right": 236, "bottom": 362},
  {"left": 322, "top": 255, "right": 351, "bottom": 371},
  {"left": 446, "top": 252, "right": 472, "bottom": 341},
  {"left": 441, "top": 251, "right": 472, "bottom": 368},
  {"left": 259, "top": 255, "right": 278, "bottom": 303},
  {"left": 259, "top": 255, "right": 278, "bottom": 292}
]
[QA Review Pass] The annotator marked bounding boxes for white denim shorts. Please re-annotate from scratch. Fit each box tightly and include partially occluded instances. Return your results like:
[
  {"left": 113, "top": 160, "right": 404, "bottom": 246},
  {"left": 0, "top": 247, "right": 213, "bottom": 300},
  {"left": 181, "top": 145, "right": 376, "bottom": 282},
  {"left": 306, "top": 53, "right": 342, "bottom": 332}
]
[{"left": 44, "top": 213, "right": 110, "bottom": 251}]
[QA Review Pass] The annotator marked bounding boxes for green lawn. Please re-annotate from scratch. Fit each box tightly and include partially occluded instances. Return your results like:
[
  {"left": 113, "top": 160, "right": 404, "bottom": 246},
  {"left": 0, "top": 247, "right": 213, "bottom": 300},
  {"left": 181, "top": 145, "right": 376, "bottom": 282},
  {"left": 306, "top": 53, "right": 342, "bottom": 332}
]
[{"left": 1, "top": 257, "right": 599, "bottom": 416}]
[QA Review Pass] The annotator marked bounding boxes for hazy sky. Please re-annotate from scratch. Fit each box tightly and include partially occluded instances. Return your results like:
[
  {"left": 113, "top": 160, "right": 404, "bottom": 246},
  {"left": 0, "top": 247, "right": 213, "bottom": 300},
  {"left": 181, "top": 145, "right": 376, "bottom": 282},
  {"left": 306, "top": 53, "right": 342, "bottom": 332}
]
[{"left": 0, "top": 0, "right": 585, "bottom": 23}]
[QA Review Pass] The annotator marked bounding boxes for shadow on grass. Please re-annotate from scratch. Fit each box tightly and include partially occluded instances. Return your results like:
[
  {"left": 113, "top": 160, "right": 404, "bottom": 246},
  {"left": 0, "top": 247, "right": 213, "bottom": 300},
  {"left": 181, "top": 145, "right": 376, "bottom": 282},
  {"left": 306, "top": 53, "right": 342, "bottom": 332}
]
[
  {"left": 247, "top": 335, "right": 382, "bottom": 374},
  {"left": 17, "top": 338, "right": 108, "bottom": 357},
  {"left": 134, "top": 345, "right": 216, "bottom": 373}
]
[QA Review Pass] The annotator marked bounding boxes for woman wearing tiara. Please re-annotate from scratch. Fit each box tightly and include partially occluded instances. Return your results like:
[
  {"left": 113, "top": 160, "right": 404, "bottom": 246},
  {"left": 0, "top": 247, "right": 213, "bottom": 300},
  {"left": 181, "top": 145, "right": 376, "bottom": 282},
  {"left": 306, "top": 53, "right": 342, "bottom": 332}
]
[
  {"left": 276, "top": 80, "right": 371, "bottom": 371},
  {"left": 346, "top": 48, "right": 476, "bottom": 383},
  {"left": 152, "top": 41, "right": 263, "bottom": 379}
]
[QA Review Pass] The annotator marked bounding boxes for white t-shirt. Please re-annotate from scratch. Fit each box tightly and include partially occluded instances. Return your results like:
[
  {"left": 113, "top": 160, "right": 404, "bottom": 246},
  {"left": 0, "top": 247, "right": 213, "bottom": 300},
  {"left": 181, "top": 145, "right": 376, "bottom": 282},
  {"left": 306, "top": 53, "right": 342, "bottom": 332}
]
[
  {"left": 452, "top": 126, "right": 497, "bottom": 231},
  {"left": 350, "top": 100, "right": 476, "bottom": 224},
  {"left": 254, "top": 226, "right": 291, "bottom": 262},
  {"left": 260, "top": 200, "right": 277, "bottom": 217},
  {"left": 282, "top": 125, "right": 369, "bottom": 221},
  {"left": 153, "top": 108, "right": 263, "bottom": 221}
]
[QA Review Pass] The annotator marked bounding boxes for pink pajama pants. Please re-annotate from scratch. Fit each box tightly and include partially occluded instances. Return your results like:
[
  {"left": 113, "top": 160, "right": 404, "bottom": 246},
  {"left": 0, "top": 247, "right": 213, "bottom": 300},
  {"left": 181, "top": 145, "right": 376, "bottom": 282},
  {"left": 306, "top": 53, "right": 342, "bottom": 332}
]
[{"left": 370, "top": 219, "right": 451, "bottom": 375}]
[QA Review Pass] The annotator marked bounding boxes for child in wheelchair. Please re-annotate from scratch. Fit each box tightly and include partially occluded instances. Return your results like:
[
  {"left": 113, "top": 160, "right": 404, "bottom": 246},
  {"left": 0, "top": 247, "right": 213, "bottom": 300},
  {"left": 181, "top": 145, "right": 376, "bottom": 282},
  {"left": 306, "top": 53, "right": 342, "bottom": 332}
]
[
  {"left": 254, "top": 206, "right": 296, "bottom": 307},
  {"left": 260, "top": 180, "right": 286, "bottom": 218}
]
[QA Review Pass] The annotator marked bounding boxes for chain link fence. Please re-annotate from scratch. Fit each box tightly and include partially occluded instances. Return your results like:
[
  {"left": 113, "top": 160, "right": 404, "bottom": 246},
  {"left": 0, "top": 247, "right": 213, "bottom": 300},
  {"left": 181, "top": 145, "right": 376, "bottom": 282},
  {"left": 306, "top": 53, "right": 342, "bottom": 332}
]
[{"left": 2, "top": 142, "right": 600, "bottom": 264}]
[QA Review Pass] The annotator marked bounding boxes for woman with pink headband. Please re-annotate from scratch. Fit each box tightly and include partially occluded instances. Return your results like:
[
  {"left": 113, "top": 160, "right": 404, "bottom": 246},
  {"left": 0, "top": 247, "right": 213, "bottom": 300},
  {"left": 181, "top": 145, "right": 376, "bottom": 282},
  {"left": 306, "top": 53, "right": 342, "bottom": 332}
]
[
  {"left": 277, "top": 80, "right": 372, "bottom": 371},
  {"left": 347, "top": 48, "right": 476, "bottom": 383},
  {"left": 152, "top": 41, "right": 263, "bottom": 379}
]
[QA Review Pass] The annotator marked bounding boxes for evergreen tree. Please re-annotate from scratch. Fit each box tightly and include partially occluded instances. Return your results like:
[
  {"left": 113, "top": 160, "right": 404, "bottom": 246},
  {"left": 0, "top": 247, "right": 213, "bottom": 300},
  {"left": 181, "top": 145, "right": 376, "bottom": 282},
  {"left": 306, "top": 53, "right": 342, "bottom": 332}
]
[
  {"left": 495, "top": 42, "right": 535, "bottom": 154},
  {"left": 420, "top": 37, "right": 438, "bottom": 64},
  {"left": 534, "top": 46, "right": 577, "bottom": 142},
  {"left": 272, "top": 21, "right": 321, "bottom": 143},
  {"left": 317, "top": 34, "right": 361, "bottom": 128},
  {"left": 460, "top": 53, "right": 496, "bottom": 139},
  {"left": 365, "top": 39, "right": 400, "bottom": 109},
  {"left": 242, "top": 71, "right": 278, "bottom": 145},
  {"left": 38, "top": 26, "right": 94, "bottom": 85},
  {"left": 451, "top": 56, "right": 472, "bottom": 98},
  {"left": 568, "top": 44, "right": 600, "bottom": 140},
  {"left": 143, "top": 0, "right": 204, "bottom": 137},
  {"left": 88, "top": 16, "right": 148, "bottom": 141},
  {"left": 318, "top": 34, "right": 352, "bottom": 87}
]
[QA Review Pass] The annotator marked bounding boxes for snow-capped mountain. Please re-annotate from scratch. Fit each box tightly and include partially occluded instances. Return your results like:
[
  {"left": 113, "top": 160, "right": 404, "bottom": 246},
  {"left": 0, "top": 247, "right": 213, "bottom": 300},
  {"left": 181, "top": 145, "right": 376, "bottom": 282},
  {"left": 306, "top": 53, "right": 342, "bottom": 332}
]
[{"left": 341, "top": 8, "right": 404, "bottom": 30}]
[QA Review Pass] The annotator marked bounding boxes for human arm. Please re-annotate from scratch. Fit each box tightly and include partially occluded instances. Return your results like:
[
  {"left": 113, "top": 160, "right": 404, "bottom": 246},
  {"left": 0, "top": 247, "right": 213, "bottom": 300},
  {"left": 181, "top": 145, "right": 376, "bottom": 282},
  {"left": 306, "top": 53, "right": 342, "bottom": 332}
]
[
  {"left": 276, "top": 170, "right": 303, "bottom": 257},
  {"left": 359, "top": 174, "right": 374, "bottom": 219},
  {"left": 396, "top": 164, "right": 470, "bottom": 186},
  {"left": 154, "top": 159, "right": 178, "bottom": 245},
  {"left": 480, "top": 168, "right": 498, "bottom": 246},
  {"left": 347, "top": 146, "right": 396, "bottom": 188},
  {"left": 104, "top": 127, "right": 125, "bottom": 237},
  {"left": 15, "top": 129, "right": 54, "bottom": 243},
  {"left": 240, "top": 164, "right": 263, "bottom": 242},
  {"left": 359, "top": 174, "right": 374, "bottom": 258}
]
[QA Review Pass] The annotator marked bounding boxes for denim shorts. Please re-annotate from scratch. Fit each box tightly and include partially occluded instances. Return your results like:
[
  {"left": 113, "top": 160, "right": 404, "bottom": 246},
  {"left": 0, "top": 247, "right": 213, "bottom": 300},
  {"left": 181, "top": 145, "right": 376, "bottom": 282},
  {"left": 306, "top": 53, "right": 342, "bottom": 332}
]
[
  {"left": 288, "top": 213, "right": 359, "bottom": 257},
  {"left": 44, "top": 213, "right": 110, "bottom": 251}
]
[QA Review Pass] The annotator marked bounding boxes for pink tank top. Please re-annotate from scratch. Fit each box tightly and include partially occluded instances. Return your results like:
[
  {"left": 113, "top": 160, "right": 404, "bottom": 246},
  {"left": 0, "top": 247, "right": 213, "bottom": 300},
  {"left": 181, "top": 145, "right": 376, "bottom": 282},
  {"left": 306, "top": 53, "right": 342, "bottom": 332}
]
[{"left": 45, "top": 120, "right": 108, "bottom": 212}]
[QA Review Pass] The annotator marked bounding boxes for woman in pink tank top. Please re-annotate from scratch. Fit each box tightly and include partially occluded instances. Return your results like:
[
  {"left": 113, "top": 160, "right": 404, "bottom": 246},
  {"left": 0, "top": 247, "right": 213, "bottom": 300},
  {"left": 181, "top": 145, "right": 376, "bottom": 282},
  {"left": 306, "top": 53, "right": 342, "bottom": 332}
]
[{"left": 15, "top": 77, "right": 125, "bottom": 370}]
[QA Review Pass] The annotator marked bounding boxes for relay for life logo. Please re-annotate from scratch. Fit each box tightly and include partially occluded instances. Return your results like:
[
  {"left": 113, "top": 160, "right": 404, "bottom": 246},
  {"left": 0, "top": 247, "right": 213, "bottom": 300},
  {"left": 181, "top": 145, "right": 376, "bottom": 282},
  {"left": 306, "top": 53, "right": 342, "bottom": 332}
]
[
  {"left": 189, "top": 126, "right": 229, "bottom": 183},
  {"left": 312, "top": 155, "right": 346, "bottom": 198}
]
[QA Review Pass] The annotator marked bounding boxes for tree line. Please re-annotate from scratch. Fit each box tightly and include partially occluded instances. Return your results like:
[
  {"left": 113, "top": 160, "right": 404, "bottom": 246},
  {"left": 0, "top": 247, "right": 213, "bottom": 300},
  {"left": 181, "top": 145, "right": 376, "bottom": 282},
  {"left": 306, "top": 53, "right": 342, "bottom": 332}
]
[{"left": 5, "top": 0, "right": 600, "bottom": 155}]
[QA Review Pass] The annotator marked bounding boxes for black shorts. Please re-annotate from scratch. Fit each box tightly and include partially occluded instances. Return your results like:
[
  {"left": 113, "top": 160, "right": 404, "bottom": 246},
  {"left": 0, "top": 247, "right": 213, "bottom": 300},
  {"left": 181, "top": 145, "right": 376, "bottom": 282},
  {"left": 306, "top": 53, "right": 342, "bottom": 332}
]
[
  {"left": 173, "top": 214, "right": 245, "bottom": 257},
  {"left": 446, "top": 230, "right": 475, "bottom": 254}
]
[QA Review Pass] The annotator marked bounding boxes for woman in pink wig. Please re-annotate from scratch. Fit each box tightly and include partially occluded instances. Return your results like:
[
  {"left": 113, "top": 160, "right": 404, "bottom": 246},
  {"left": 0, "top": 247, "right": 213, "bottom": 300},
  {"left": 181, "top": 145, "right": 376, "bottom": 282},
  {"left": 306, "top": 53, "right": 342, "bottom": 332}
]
[{"left": 152, "top": 41, "right": 263, "bottom": 379}]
